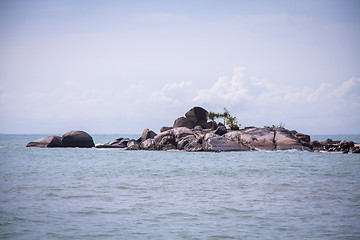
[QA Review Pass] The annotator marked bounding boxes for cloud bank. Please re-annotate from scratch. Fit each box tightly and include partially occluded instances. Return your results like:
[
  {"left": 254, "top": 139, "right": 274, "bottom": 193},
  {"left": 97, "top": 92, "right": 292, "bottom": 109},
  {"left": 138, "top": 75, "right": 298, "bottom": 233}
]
[{"left": 2, "top": 66, "right": 358, "bottom": 134}]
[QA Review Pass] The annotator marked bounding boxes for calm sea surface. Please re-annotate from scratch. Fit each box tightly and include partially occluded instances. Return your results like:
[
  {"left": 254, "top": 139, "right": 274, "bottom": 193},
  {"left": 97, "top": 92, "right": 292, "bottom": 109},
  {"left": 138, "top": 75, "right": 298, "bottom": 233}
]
[{"left": 1, "top": 134, "right": 360, "bottom": 239}]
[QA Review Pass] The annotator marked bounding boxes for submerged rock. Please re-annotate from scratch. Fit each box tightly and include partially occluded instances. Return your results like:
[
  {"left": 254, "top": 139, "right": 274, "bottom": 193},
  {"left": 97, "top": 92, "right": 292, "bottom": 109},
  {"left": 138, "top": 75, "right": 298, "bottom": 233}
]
[{"left": 95, "top": 138, "right": 130, "bottom": 148}]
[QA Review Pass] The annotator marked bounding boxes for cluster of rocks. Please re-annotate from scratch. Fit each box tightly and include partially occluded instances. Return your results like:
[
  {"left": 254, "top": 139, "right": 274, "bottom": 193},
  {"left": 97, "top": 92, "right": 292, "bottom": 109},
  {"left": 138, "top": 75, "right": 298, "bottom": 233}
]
[
  {"left": 26, "top": 106, "right": 359, "bottom": 153},
  {"left": 26, "top": 130, "right": 95, "bottom": 148},
  {"left": 96, "top": 106, "right": 314, "bottom": 152},
  {"left": 310, "top": 139, "right": 360, "bottom": 154}
]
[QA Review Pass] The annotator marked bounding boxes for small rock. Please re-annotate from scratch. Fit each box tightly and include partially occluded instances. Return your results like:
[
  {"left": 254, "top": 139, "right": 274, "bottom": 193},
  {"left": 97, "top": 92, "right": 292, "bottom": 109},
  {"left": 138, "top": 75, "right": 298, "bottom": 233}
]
[{"left": 214, "top": 125, "right": 227, "bottom": 136}]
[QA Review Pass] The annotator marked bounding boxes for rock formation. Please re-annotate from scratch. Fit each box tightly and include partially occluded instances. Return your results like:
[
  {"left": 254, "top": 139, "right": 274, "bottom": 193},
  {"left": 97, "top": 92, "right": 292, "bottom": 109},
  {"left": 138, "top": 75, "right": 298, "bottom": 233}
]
[
  {"left": 26, "top": 106, "right": 359, "bottom": 153},
  {"left": 27, "top": 130, "right": 94, "bottom": 148}
]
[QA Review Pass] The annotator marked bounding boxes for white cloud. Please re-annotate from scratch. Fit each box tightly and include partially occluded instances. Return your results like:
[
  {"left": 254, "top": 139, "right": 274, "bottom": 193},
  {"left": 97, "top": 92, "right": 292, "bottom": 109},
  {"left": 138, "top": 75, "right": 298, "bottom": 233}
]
[
  {"left": 190, "top": 66, "right": 360, "bottom": 133},
  {"left": 330, "top": 77, "right": 360, "bottom": 98},
  {"left": 151, "top": 81, "right": 192, "bottom": 104},
  {"left": 193, "top": 67, "right": 254, "bottom": 104}
]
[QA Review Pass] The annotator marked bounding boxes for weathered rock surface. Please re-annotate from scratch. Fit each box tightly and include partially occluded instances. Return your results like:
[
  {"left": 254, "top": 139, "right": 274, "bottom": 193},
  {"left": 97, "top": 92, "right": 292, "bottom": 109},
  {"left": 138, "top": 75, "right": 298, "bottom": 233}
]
[
  {"left": 126, "top": 140, "right": 141, "bottom": 150},
  {"left": 62, "top": 130, "right": 95, "bottom": 148},
  {"left": 160, "top": 126, "right": 173, "bottom": 133},
  {"left": 275, "top": 128, "right": 311, "bottom": 151},
  {"left": 140, "top": 128, "right": 157, "bottom": 142},
  {"left": 224, "top": 127, "right": 276, "bottom": 151},
  {"left": 26, "top": 136, "right": 62, "bottom": 148},
  {"left": 203, "top": 133, "right": 249, "bottom": 152}
]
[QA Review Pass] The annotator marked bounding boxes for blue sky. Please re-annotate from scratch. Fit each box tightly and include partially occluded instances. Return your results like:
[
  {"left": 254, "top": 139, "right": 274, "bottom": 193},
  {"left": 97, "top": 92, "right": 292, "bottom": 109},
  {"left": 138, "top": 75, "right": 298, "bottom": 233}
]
[{"left": 0, "top": 0, "right": 359, "bottom": 134}]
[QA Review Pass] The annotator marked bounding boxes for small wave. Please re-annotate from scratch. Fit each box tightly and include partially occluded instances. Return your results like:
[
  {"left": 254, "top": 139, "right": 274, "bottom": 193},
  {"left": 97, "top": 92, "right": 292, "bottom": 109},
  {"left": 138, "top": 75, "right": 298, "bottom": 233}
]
[
  {"left": 62, "top": 195, "right": 98, "bottom": 199},
  {"left": 68, "top": 210, "right": 97, "bottom": 215},
  {"left": 210, "top": 235, "right": 236, "bottom": 239},
  {"left": 44, "top": 192, "right": 60, "bottom": 197}
]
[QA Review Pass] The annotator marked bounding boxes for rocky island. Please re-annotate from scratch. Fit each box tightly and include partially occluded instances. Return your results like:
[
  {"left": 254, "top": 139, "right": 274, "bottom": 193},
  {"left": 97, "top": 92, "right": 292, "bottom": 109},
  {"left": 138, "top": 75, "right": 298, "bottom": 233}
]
[{"left": 27, "top": 106, "right": 359, "bottom": 154}]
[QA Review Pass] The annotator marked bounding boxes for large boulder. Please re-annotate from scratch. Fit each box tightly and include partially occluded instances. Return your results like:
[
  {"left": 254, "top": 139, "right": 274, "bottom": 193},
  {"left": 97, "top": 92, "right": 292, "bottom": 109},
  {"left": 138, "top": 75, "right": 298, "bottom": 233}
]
[
  {"left": 173, "top": 106, "right": 208, "bottom": 129},
  {"left": 203, "top": 133, "right": 249, "bottom": 152},
  {"left": 26, "top": 136, "right": 62, "bottom": 148},
  {"left": 234, "top": 127, "right": 276, "bottom": 151},
  {"left": 140, "top": 139, "right": 156, "bottom": 150},
  {"left": 274, "top": 128, "right": 311, "bottom": 151},
  {"left": 62, "top": 130, "right": 95, "bottom": 148},
  {"left": 140, "top": 128, "right": 157, "bottom": 142},
  {"left": 185, "top": 106, "right": 208, "bottom": 128},
  {"left": 173, "top": 117, "right": 194, "bottom": 129},
  {"left": 214, "top": 125, "right": 227, "bottom": 136}
]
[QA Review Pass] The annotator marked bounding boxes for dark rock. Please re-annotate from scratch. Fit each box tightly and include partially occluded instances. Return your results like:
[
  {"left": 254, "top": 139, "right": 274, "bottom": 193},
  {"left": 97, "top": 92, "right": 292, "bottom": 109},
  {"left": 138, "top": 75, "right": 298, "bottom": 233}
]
[
  {"left": 95, "top": 137, "right": 130, "bottom": 148},
  {"left": 310, "top": 140, "right": 322, "bottom": 149},
  {"left": 26, "top": 136, "right": 62, "bottom": 148},
  {"left": 160, "top": 126, "right": 173, "bottom": 132},
  {"left": 325, "top": 139, "right": 333, "bottom": 145},
  {"left": 214, "top": 125, "right": 227, "bottom": 136},
  {"left": 108, "top": 138, "right": 122, "bottom": 145},
  {"left": 140, "top": 128, "right": 157, "bottom": 142},
  {"left": 153, "top": 127, "right": 192, "bottom": 150},
  {"left": 62, "top": 130, "right": 95, "bottom": 148},
  {"left": 340, "top": 140, "right": 354, "bottom": 151},
  {"left": 204, "top": 121, "right": 216, "bottom": 129},
  {"left": 172, "top": 127, "right": 193, "bottom": 141},
  {"left": 295, "top": 132, "right": 311, "bottom": 143},
  {"left": 352, "top": 146, "right": 360, "bottom": 153},
  {"left": 173, "top": 116, "right": 194, "bottom": 129},
  {"left": 126, "top": 140, "right": 140, "bottom": 150},
  {"left": 156, "top": 135, "right": 176, "bottom": 150},
  {"left": 193, "top": 125, "right": 203, "bottom": 132},
  {"left": 290, "top": 130, "right": 298, "bottom": 135},
  {"left": 185, "top": 106, "right": 208, "bottom": 128},
  {"left": 95, "top": 144, "right": 124, "bottom": 148},
  {"left": 177, "top": 135, "right": 197, "bottom": 150}
]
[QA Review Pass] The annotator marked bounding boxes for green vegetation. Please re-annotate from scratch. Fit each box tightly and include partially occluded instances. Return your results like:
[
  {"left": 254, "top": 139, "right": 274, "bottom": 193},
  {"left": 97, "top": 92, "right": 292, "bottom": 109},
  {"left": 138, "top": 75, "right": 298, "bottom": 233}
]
[
  {"left": 206, "top": 108, "right": 240, "bottom": 130},
  {"left": 264, "top": 122, "right": 285, "bottom": 130},
  {"left": 226, "top": 116, "right": 240, "bottom": 130}
]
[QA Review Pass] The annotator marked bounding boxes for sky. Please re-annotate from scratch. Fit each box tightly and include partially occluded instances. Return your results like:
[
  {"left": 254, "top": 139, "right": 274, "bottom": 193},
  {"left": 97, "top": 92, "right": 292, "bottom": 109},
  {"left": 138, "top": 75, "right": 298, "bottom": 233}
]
[{"left": 0, "top": 0, "right": 359, "bottom": 135}]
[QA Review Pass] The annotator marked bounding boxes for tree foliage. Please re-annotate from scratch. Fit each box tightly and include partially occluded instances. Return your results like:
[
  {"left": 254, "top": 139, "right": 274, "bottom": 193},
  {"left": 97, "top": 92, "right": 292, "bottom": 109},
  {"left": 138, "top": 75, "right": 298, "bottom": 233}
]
[{"left": 206, "top": 108, "right": 240, "bottom": 130}]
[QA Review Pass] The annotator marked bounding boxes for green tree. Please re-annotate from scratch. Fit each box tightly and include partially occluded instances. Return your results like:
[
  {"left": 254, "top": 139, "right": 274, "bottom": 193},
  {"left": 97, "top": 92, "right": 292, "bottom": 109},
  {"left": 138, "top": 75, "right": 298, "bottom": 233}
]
[
  {"left": 221, "top": 108, "right": 230, "bottom": 125},
  {"left": 226, "top": 116, "right": 240, "bottom": 130},
  {"left": 207, "top": 111, "right": 218, "bottom": 130}
]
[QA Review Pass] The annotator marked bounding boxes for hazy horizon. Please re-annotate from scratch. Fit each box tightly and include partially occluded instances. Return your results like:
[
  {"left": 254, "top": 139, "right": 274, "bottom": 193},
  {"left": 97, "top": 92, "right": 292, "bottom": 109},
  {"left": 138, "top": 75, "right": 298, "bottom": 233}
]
[{"left": 1, "top": 0, "right": 359, "bottom": 135}]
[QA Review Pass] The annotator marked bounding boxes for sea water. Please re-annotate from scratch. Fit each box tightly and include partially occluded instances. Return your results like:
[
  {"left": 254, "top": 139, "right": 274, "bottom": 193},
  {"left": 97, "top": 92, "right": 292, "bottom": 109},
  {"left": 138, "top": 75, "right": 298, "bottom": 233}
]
[{"left": 0, "top": 134, "right": 360, "bottom": 239}]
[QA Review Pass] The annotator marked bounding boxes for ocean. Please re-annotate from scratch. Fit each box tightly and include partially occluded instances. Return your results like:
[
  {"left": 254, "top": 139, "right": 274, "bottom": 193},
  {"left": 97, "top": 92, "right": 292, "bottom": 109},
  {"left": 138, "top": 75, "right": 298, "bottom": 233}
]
[{"left": 1, "top": 134, "right": 360, "bottom": 239}]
